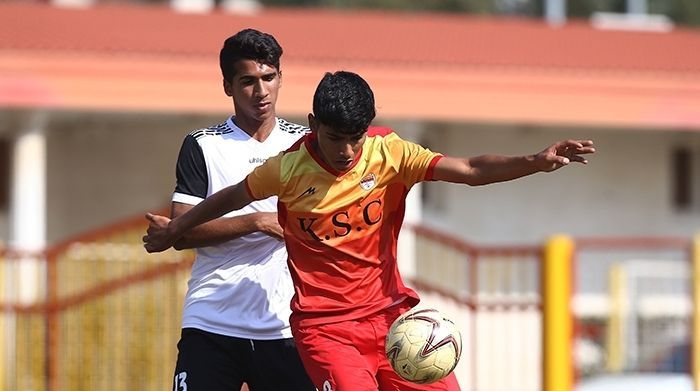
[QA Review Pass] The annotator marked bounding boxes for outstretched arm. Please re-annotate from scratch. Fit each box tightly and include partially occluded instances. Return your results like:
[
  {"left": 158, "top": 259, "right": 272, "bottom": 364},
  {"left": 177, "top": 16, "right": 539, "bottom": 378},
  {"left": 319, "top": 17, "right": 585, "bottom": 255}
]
[
  {"left": 143, "top": 181, "right": 254, "bottom": 253},
  {"left": 169, "top": 202, "right": 282, "bottom": 250},
  {"left": 432, "top": 139, "right": 595, "bottom": 186}
]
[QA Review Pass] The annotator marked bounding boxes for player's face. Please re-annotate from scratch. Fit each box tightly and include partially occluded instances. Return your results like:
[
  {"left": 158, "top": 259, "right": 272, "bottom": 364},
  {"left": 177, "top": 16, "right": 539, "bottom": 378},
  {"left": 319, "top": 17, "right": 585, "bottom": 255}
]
[
  {"left": 309, "top": 114, "right": 366, "bottom": 172},
  {"left": 224, "top": 59, "right": 281, "bottom": 124}
]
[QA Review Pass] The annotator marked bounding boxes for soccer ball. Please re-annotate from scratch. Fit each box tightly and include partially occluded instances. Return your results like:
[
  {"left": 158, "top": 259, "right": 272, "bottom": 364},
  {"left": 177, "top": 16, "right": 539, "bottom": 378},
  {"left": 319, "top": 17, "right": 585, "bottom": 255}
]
[{"left": 385, "top": 307, "right": 462, "bottom": 384}]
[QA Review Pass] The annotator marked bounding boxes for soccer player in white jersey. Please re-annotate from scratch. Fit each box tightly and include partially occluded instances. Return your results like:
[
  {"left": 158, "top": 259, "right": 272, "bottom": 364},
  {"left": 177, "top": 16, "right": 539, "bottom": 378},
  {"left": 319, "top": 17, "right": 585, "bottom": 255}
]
[
  {"left": 146, "top": 71, "right": 595, "bottom": 390},
  {"left": 168, "top": 29, "right": 314, "bottom": 391}
]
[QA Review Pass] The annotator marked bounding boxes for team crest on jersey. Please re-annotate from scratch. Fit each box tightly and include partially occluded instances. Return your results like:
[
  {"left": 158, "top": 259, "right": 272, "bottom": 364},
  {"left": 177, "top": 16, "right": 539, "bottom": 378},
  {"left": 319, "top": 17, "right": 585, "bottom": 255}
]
[{"left": 359, "top": 173, "right": 377, "bottom": 191}]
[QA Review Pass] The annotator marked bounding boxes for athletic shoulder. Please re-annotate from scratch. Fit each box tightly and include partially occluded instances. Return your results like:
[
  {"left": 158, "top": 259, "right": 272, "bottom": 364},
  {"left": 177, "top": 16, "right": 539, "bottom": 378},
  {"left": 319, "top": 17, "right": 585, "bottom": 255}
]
[
  {"left": 187, "top": 120, "right": 233, "bottom": 141},
  {"left": 366, "top": 126, "right": 402, "bottom": 151},
  {"left": 277, "top": 118, "right": 309, "bottom": 135},
  {"left": 367, "top": 125, "right": 395, "bottom": 137}
]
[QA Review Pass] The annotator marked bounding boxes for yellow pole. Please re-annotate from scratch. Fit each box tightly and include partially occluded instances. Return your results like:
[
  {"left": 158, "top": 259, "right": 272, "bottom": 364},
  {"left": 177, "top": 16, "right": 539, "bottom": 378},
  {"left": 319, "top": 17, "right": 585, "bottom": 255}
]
[
  {"left": 0, "top": 250, "right": 5, "bottom": 391},
  {"left": 606, "top": 263, "right": 626, "bottom": 373},
  {"left": 693, "top": 234, "right": 700, "bottom": 391},
  {"left": 543, "top": 235, "right": 574, "bottom": 391}
]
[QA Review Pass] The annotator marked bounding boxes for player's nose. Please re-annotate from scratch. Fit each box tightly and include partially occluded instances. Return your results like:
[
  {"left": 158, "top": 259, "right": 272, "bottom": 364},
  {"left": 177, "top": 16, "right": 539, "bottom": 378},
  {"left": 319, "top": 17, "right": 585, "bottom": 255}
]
[
  {"left": 253, "top": 80, "right": 268, "bottom": 97},
  {"left": 339, "top": 143, "right": 353, "bottom": 158}
]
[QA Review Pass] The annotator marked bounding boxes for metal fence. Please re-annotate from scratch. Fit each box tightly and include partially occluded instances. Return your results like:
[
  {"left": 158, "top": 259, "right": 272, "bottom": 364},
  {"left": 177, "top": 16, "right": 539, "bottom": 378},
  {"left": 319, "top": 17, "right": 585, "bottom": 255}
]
[
  {"left": 1, "top": 213, "right": 194, "bottom": 391},
  {"left": 407, "top": 228, "right": 697, "bottom": 391},
  {"left": 574, "top": 237, "right": 693, "bottom": 379},
  {"left": 0, "top": 212, "right": 696, "bottom": 391},
  {"left": 408, "top": 225, "right": 542, "bottom": 391}
]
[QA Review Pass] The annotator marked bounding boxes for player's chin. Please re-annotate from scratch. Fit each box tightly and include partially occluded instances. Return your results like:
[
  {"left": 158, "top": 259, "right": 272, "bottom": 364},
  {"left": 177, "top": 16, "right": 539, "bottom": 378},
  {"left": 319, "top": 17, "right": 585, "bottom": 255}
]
[
  {"left": 332, "top": 162, "right": 352, "bottom": 172},
  {"left": 254, "top": 104, "right": 274, "bottom": 118},
  {"left": 250, "top": 112, "right": 273, "bottom": 123}
]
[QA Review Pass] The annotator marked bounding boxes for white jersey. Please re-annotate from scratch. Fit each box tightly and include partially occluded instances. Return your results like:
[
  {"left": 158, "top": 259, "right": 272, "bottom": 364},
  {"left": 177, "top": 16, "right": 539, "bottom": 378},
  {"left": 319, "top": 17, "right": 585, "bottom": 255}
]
[{"left": 172, "top": 117, "right": 307, "bottom": 339}]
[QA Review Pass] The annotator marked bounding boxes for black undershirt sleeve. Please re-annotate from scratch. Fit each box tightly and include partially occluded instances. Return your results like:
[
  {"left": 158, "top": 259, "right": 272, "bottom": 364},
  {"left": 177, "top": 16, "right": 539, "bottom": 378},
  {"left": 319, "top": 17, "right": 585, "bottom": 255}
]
[{"left": 174, "top": 134, "right": 208, "bottom": 199}]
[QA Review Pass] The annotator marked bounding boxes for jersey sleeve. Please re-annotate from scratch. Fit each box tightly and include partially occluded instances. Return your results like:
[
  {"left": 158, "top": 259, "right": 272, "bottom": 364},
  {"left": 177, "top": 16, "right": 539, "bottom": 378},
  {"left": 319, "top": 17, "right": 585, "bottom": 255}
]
[
  {"left": 244, "top": 152, "right": 283, "bottom": 200},
  {"left": 173, "top": 134, "right": 208, "bottom": 204},
  {"left": 387, "top": 134, "right": 443, "bottom": 186}
]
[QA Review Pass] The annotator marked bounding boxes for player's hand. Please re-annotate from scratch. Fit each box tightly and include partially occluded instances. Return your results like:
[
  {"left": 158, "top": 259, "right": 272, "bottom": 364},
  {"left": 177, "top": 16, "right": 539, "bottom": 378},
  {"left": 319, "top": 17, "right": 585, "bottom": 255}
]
[
  {"left": 143, "top": 212, "right": 177, "bottom": 253},
  {"left": 535, "top": 139, "right": 595, "bottom": 172},
  {"left": 254, "top": 212, "right": 284, "bottom": 240}
]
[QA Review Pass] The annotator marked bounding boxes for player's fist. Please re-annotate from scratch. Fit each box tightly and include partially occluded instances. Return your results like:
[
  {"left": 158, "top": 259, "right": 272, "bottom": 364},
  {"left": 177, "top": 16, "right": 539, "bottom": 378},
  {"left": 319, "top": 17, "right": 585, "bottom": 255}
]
[{"left": 143, "top": 212, "right": 176, "bottom": 253}]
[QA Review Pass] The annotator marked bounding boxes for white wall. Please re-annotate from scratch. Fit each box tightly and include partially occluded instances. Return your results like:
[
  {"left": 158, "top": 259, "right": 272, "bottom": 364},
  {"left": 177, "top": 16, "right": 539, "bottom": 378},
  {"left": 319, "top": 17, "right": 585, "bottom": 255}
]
[
  {"left": 388, "top": 121, "right": 700, "bottom": 244},
  {"left": 417, "top": 289, "right": 541, "bottom": 391},
  {"left": 40, "top": 110, "right": 310, "bottom": 244},
  {"left": 1, "top": 109, "right": 699, "bottom": 245},
  {"left": 43, "top": 111, "right": 235, "bottom": 243}
]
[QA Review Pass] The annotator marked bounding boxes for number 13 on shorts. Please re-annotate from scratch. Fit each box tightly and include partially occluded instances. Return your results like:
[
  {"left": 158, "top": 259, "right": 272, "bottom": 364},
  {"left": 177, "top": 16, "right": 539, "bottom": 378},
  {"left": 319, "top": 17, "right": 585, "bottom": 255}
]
[{"left": 174, "top": 372, "right": 187, "bottom": 391}]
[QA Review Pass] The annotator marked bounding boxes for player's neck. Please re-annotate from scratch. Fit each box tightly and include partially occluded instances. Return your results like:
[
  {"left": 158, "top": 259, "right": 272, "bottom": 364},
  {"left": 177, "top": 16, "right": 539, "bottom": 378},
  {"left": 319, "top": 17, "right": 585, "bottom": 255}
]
[{"left": 233, "top": 115, "right": 276, "bottom": 142}]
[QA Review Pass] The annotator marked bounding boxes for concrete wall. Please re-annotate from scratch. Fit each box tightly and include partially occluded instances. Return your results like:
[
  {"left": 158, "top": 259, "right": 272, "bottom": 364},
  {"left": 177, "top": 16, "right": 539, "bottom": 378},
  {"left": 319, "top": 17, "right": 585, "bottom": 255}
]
[
  {"left": 41, "top": 110, "right": 308, "bottom": 244},
  {"left": 44, "top": 111, "right": 189, "bottom": 242},
  {"left": 388, "top": 121, "right": 700, "bottom": 244},
  {"left": 1, "top": 109, "right": 699, "bottom": 246}
]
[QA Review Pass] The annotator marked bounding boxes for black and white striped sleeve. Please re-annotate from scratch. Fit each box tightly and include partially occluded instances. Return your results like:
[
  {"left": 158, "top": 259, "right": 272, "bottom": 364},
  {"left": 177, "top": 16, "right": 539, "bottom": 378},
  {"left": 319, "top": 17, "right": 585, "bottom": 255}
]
[{"left": 173, "top": 134, "right": 208, "bottom": 204}]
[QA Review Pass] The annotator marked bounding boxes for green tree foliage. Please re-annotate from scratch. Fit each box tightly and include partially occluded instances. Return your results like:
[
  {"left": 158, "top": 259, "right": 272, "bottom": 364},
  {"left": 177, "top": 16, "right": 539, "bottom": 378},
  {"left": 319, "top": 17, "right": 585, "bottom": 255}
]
[
  {"left": 567, "top": 0, "right": 700, "bottom": 25},
  {"left": 262, "top": 0, "right": 494, "bottom": 13},
  {"left": 663, "top": 0, "right": 700, "bottom": 25},
  {"left": 260, "top": 0, "right": 700, "bottom": 26},
  {"left": 566, "top": 0, "right": 625, "bottom": 16}
]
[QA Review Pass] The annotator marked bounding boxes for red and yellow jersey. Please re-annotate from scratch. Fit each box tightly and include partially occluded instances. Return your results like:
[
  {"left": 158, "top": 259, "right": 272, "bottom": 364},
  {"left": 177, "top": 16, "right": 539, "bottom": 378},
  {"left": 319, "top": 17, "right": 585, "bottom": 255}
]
[{"left": 245, "top": 126, "right": 443, "bottom": 327}]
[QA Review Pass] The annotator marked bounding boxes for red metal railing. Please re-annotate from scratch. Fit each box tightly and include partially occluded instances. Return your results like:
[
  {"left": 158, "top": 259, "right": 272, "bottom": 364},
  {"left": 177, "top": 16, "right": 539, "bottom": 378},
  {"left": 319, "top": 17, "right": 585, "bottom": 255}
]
[{"left": 1, "top": 212, "right": 696, "bottom": 391}]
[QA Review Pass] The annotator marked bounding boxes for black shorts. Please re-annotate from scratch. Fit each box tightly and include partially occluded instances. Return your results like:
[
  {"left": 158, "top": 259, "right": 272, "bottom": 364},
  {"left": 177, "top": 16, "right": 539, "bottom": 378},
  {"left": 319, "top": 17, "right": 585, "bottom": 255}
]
[{"left": 173, "top": 328, "right": 315, "bottom": 391}]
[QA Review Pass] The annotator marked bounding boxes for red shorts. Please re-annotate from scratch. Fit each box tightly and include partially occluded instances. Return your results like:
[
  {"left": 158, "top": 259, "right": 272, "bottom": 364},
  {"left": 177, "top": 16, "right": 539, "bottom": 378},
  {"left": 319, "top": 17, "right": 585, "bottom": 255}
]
[{"left": 291, "top": 303, "right": 461, "bottom": 391}]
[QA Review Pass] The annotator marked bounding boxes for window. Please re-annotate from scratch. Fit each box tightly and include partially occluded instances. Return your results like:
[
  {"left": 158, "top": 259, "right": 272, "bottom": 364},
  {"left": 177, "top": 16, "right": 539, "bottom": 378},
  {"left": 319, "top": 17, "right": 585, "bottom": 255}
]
[
  {"left": 672, "top": 147, "right": 693, "bottom": 210},
  {"left": 0, "top": 139, "right": 9, "bottom": 210}
]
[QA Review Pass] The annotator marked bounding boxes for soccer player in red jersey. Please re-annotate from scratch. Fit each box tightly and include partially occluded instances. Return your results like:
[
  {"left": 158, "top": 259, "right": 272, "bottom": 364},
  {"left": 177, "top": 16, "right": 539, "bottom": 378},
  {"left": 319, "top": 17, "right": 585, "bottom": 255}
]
[{"left": 144, "top": 71, "right": 595, "bottom": 390}]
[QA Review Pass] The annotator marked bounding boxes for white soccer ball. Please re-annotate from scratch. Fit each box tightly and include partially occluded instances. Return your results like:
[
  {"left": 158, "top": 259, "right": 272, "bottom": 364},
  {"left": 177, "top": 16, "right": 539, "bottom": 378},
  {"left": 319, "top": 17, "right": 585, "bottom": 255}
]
[{"left": 385, "top": 307, "right": 462, "bottom": 384}]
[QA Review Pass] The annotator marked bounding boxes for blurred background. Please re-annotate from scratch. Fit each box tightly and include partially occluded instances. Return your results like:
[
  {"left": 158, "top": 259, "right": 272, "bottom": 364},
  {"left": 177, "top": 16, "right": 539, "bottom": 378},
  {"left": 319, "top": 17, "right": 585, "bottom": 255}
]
[{"left": 0, "top": 0, "right": 699, "bottom": 390}]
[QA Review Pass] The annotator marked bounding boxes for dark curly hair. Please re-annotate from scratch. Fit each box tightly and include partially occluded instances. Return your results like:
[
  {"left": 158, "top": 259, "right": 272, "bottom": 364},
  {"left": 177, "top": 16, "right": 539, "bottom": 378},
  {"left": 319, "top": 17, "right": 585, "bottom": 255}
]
[
  {"left": 219, "top": 28, "right": 283, "bottom": 82},
  {"left": 312, "top": 71, "right": 376, "bottom": 135}
]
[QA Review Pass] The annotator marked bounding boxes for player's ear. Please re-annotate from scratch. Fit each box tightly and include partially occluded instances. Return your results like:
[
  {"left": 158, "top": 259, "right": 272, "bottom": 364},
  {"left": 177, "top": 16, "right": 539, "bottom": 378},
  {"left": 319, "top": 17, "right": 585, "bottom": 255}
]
[
  {"left": 223, "top": 79, "right": 233, "bottom": 97},
  {"left": 308, "top": 114, "right": 317, "bottom": 133}
]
